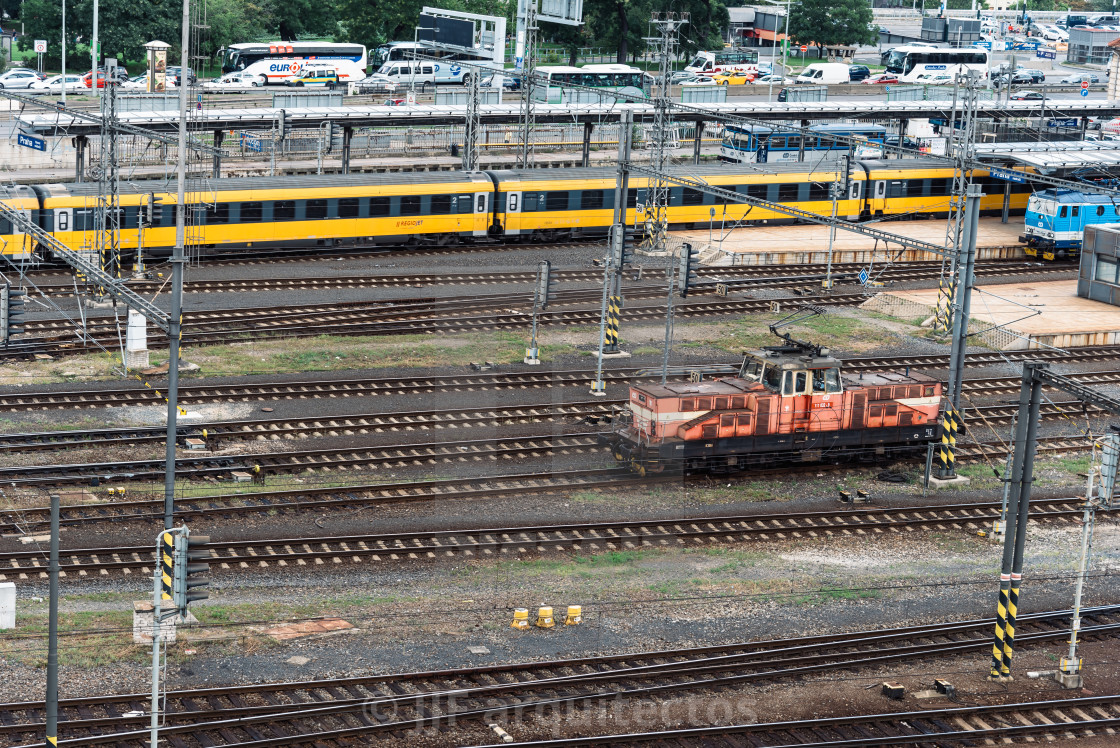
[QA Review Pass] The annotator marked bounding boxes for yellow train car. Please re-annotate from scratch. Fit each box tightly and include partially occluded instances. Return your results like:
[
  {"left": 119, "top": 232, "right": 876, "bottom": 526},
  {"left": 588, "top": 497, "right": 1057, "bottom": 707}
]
[
  {"left": 0, "top": 185, "right": 43, "bottom": 260},
  {"left": 32, "top": 172, "right": 496, "bottom": 258}
]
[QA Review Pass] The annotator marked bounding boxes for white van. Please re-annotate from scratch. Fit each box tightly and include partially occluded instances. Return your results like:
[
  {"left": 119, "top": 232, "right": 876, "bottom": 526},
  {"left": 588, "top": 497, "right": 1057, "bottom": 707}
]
[
  {"left": 376, "top": 60, "right": 471, "bottom": 86},
  {"left": 795, "top": 63, "right": 853, "bottom": 85}
]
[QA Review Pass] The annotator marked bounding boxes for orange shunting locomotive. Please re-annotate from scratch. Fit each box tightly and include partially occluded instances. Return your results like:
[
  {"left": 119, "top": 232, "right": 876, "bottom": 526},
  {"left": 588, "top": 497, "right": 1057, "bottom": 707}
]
[{"left": 610, "top": 312, "right": 943, "bottom": 474}]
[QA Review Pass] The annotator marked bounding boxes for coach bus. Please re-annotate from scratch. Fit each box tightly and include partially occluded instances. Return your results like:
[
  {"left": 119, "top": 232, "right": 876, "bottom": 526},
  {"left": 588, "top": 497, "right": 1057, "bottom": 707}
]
[
  {"left": 220, "top": 42, "right": 368, "bottom": 85},
  {"left": 883, "top": 45, "right": 989, "bottom": 83},
  {"left": 535, "top": 64, "right": 650, "bottom": 103},
  {"left": 684, "top": 49, "right": 761, "bottom": 77},
  {"left": 720, "top": 123, "right": 887, "bottom": 164}
]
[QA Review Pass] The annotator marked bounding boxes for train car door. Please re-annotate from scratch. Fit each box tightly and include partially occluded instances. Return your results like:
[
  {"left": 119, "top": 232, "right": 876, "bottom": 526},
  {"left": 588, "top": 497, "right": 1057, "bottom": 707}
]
[
  {"left": 808, "top": 367, "right": 843, "bottom": 431},
  {"left": 778, "top": 370, "right": 812, "bottom": 432},
  {"left": 846, "top": 180, "right": 862, "bottom": 221},
  {"left": 504, "top": 191, "right": 522, "bottom": 235},
  {"left": 473, "top": 192, "right": 489, "bottom": 236},
  {"left": 870, "top": 179, "right": 887, "bottom": 216}
]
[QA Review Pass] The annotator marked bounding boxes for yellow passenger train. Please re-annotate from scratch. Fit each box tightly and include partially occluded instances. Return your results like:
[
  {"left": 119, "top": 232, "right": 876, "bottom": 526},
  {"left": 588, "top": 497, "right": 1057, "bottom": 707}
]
[{"left": 0, "top": 160, "right": 1036, "bottom": 259}]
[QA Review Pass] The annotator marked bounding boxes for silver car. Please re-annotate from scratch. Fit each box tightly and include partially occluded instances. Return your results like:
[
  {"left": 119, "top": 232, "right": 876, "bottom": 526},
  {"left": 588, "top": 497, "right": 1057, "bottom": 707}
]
[{"left": 0, "top": 68, "right": 43, "bottom": 89}]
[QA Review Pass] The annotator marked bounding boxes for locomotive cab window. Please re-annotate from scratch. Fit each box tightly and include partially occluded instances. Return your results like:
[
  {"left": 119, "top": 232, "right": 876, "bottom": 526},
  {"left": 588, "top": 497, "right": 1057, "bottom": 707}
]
[
  {"left": 742, "top": 360, "right": 763, "bottom": 382},
  {"left": 781, "top": 371, "right": 808, "bottom": 396},
  {"left": 762, "top": 365, "right": 782, "bottom": 392}
]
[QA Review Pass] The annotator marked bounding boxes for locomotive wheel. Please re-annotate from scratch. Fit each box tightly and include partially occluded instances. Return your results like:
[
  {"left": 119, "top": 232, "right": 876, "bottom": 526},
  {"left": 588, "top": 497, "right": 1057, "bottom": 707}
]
[
  {"left": 635, "top": 463, "right": 647, "bottom": 477},
  {"left": 614, "top": 449, "right": 625, "bottom": 461}
]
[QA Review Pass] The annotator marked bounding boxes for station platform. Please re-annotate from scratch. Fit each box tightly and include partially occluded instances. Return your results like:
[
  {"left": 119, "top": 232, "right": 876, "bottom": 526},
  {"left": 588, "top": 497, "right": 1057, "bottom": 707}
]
[
  {"left": 863, "top": 279, "right": 1120, "bottom": 350},
  {"left": 683, "top": 218, "right": 1027, "bottom": 266}
]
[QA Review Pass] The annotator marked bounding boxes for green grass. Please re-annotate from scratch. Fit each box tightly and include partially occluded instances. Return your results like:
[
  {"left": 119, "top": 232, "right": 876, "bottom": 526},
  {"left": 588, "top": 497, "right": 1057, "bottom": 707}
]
[
  {"left": 692, "top": 312, "right": 894, "bottom": 356},
  {"left": 790, "top": 586, "right": 883, "bottom": 605}
]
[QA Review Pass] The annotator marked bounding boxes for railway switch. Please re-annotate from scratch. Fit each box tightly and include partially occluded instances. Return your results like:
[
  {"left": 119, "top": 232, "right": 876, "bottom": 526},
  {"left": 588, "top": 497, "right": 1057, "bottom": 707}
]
[
  {"left": 511, "top": 608, "right": 530, "bottom": 630},
  {"left": 564, "top": 605, "right": 582, "bottom": 625},
  {"left": 536, "top": 606, "right": 555, "bottom": 628}
]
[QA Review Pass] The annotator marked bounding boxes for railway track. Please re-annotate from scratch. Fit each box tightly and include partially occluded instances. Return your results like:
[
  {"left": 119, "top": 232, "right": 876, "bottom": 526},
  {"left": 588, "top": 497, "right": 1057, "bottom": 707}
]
[
  {"left": 0, "top": 606, "right": 1114, "bottom": 747},
  {"left": 26, "top": 258, "right": 1068, "bottom": 297},
  {"left": 474, "top": 694, "right": 1120, "bottom": 747},
  {"left": 2, "top": 346, "right": 1117, "bottom": 412},
  {"left": 0, "top": 496, "right": 1091, "bottom": 581},
  {"left": 0, "top": 396, "right": 1095, "bottom": 454}
]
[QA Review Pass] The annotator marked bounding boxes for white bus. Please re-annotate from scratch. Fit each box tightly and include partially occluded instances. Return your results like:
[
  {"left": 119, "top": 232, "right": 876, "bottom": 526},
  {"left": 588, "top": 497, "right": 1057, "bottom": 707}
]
[
  {"left": 684, "top": 49, "right": 760, "bottom": 77},
  {"left": 535, "top": 64, "right": 650, "bottom": 103},
  {"left": 373, "top": 42, "right": 496, "bottom": 85},
  {"left": 220, "top": 42, "right": 368, "bottom": 86},
  {"left": 883, "top": 46, "right": 989, "bottom": 83}
]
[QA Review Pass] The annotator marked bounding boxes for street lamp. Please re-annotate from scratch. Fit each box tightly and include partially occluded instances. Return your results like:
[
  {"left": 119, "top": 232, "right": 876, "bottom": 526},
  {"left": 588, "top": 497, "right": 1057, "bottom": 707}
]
[{"left": 758, "top": 0, "right": 791, "bottom": 104}]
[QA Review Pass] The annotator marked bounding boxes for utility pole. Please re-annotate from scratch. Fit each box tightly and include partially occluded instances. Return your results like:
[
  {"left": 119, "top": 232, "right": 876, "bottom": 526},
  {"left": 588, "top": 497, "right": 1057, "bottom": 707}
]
[
  {"left": 934, "top": 183, "right": 981, "bottom": 482},
  {"left": 643, "top": 12, "right": 688, "bottom": 255},
  {"left": 45, "top": 493, "right": 59, "bottom": 748},
  {"left": 60, "top": 0, "right": 66, "bottom": 108},
  {"left": 91, "top": 0, "right": 99, "bottom": 99},
  {"left": 516, "top": 1, "right": 537, "bottom": 169},
  {"left": 164, "top": 0, "right": 190, "bottom": 531},
  {"left": 95, "top": 58, "right": 121, "bottom": 297},
  {"left": 463, "top": 64, "right": 481, "bottom": 171}
]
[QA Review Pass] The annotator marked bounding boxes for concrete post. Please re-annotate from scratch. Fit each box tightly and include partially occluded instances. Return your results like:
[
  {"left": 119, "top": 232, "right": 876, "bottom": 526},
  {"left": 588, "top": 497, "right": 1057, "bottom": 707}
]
[
  {"left": 342, "top": 126, "right": 353, "bottom": 174},
  {"left": 212, "top": 129, "right": 224, "bottom": 179},
  {"left": 0, "top": 582, "right": 13, "bottom": 629},
  {"left": 582, "top": 121, "right": 592, "bottom": 167},
  {"left": 798, "top": 119, "right": 808, "bottom": 162},
  {"left": 692, "top": 120, "right": 705, "bottom": 164},
  {"left": 74, "top": 135, "right": 88, "bottom": 183},
  {"left": 1001, "top": 181, "right": 1011, "bottom": 224}
]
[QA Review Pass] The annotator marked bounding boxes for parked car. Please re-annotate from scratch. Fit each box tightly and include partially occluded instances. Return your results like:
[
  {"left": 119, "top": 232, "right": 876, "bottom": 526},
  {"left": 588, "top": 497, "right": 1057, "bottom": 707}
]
[
  {"left": 1018, "top": 67, "right": 1046, "bottom": 82},
  {"left": 847, "top": 64, "right": 871, "bottom": 82},
  {"left": 287, "top": 65, "right": 340, "bottom": 88},
  {"left": 755, "top": 73, "right": 794, "bottom": 85},
  {"left": 1010, "top": 90, "right": 1045, "bottom": 100},
  {"left": 0, "top": 68, "right": 43, "bottom": 89},
  {"left": 883, "top": 135, "right": 920, "bottom": 149},
  {"left": 28, "top": 74, "right": 85, "bottom": 94},
  {"left": 994, "top": 71, "right": 1036, "bottom": 86},
  {"left": 351, "top": 73, "right": 398, "bottom": 93},
  {"left": 680, "top": 76, "right": 718, "bottom": 86},
  {"left": 82, "top": 67, "right": 129, "bottom": 88},
  {"left": 795, "top": 62, "right": 852, "bottom": 85},
  {"left": 670, "top": 70, "right": 702, "bottom": 83},
  {"left": 202, "top": 71, "right": 263, "bottom": 89},
  {"left": 1061, "top": 72, "right": 1100, "bottom": 84},
  {"left": 863, "top": 73, "right": 899, "bottom": 85},
  {"left": 480, "top": 73, "right": 520, "bottom": 91},
  {"left": 166, "top": 66, "right": 197, "bottom": 87},
  {"left": 711, "top": 71, "right": 752, "bottom": 85}
]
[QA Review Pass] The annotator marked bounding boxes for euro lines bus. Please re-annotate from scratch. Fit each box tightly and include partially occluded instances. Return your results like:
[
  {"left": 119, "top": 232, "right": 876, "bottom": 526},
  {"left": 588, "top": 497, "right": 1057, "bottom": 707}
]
[
  {"left": 883, "top": 46, "right": 989, "bottom": 83},
  {"left": 684, "top": 50, "right": 760, "bottom": 77},
  {"left": 373, "top": 41, "right": 497, "bottom": 85},
  {"left": 220, "top": 42, "right": 367, "bottom": 85}
]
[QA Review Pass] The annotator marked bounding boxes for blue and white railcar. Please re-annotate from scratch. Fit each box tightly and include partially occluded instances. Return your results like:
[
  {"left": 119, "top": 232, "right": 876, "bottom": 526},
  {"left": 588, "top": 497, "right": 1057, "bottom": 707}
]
[
  {"left": 1022, "top": 189, "right": 1120, "bottom": 259},
  {"left": 720, "top": 124, "right": 886, "bottom": 165}
]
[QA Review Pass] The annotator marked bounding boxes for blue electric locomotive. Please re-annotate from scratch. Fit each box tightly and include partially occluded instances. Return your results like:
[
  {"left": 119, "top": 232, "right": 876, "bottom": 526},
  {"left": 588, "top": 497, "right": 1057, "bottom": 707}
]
[{"left": 1022, "top": 188, "right": 1120, "bottom": 260}]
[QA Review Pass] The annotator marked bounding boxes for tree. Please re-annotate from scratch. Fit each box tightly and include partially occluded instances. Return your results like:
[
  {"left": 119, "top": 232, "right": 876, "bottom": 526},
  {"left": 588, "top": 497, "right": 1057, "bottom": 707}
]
[{"left": 786, "top": 0, "right": 877, "bottom": 58}]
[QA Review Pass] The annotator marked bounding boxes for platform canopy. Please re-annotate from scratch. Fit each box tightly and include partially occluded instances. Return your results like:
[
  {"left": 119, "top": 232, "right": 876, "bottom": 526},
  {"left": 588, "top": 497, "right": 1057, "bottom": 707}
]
[{"left": 973, "top": 140, "right": 1120, "bottom": 170}]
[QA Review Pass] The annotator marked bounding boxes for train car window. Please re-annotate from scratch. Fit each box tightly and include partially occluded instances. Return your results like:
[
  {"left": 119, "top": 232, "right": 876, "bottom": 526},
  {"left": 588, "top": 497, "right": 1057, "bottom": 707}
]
[
  {"left": 72, "top": 209, "right": 89, "bottom": 231},
  {"left": 339, "top": 198, "right": 360, "bottom": 218},
  {"left": 241, "top": 202, "right": 262, "bottom": 222},
  {"left": 370, "top": 197, "right": 390, "bottom": 216},
  {"left": 680, "top": 398, "right": 695, "bottom": 411},
  {"left": 743, "top": 361, "right": 762, "bottom": 381},
  {"left": 682, "top": 188, "right": 705, "bottom": 206},
  {"left": 400, "top": 196, "right": 422, "bottom": 216},
  {"left": 795, "top": 372, "right": 807, "bottom": 394},
  {"left": 825, "top": 368, "right": 842, "bottom": 393},
  {"left": 546, "top": 191, "right": 568, "bottom": 211},
  {"left": 206, "top": 203, "right": 229, "bottom": 224},
  {"left": 273, "top": 201, "right": 296, "bottom": 221},
  {"left": 808, "top": 183, "right": 830, "bottom": 201},
  {"left": 1072, "top": 206, "right": 1080, "bottom": 217},
  {"left": 786, "top": 135, "right": 801, "bottom": 151},
  {"left": 1094, "top": 256, "right": 1118, "bottom": 284},
  {"left": 748, "top": 184, "right": 769, "bottom": 200},
  {"left": 812, "top": 370, "right": 827, "bottom": 393},
  {"left": 1098, "top": 205, "right": 1106, "bottom": 217},
  {"left": 668, "top": 188, "right": 682, "bottom": 207},
  {"left": 523, "top": 192, "right": 539, "bottom": 211},
  {"left": 161, "top": 205, "right": 175, "bottom": 226},
  {"left": 582, "top": 190, "right": 605, "bottom": 210},
  {"left": 1060, "top": 206, "right": 1068, "bottom": 218},
  {"left": 306, "top": 199, "right": 328, "bottom": 220},
  {"left": 778, "top": 183, "right": 799, "bottom": 202},
  {"left": 781, "top": 372, "right": 794, "bottom": 395},
  {"left": 925, "top": 386, "right": 935, "bottom": 397},
  {"left": 695, "top": 397, "right": 712, "bottom": 411},
  {"left": 626, "top": 189, "right": 639, "bottom": 208},
  {"left": 887, "top": 181, "right": 908, "bottom": 198},
  {"left": 0, "top": 218, "right": 10, "bottom": 235},
  {"left": 430, "top": 195, "right": 452, "bottom": 214},
  {"left": 713, "top": 397, "right": 729, "bottom": 410},
  {"left": 929, "top": 178, "right": 951, "bottom": 194},
  {"left": 762, "top": 365, "right": 782, "bottom": 391},
  {"left": 471, "top": 194, "right": 483, "bottom": 213},
  {"left": 122, "top": 207, "right": 139, "bottom": 229}
]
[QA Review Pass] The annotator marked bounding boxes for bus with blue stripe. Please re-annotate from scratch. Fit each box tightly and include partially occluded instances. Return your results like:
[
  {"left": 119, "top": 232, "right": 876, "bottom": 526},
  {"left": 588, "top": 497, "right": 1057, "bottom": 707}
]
[
  {"left": 720, "top": 124, "right": 887, "bottom": 164},
  {"left": 1022, "top": 188, "right": 1120, "bottom": 260}
]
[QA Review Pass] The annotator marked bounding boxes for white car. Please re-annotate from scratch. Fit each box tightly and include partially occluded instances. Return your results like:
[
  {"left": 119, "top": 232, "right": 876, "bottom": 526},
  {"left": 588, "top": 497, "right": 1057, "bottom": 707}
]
[
  {"left": 122, "top": 74, "right": 176, "bottom": 90},
  {"left": 353, "top": 73, "right": 398, "bottom": 92},
  {"left": 202, "top": 71, "right": 262, "bottom": 89},
  {"left": 756, "top": 74, "right": 794, "bottom": 85},
  {"left": 28, "top": 74, "right": 86, "bottom": 94},
  {"left": 0, "top": 68, "right": 43, "bottom": 89}
]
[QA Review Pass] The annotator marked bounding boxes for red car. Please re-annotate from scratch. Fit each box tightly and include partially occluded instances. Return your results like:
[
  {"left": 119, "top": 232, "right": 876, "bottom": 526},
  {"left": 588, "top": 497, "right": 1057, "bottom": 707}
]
[
  {"left": 863, "top": 73, "right": 899, "bottom": 85},
  {"left": 81, "top": 68, "right": 129, "bottom": 89}
]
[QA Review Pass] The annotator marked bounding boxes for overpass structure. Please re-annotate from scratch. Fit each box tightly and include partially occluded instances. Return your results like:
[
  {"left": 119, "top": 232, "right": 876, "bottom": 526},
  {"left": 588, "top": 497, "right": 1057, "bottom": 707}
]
[{"left": 18, "top": 98, "right": 1120, "bottom": 178}]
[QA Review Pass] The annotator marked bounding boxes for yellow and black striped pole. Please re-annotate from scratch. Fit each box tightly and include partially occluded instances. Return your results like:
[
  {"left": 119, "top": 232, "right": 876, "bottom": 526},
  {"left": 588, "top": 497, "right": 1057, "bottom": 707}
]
[
  {"left": 990, "top": 571, "right": 1012, "bottom": 678},
  {"left": 1003, "top": 571, "right": 1022, "bottom": 673},
  {"left": 934, "top": 277, "right": 955, "bottom": 333},
  {"left": 935, "top": 405, "right": 959, "bottom": 478},
  {"left": 603, "top": 295, "right": 622, "bottom": 352},
  {"left": 160, "top": 530, "right": 176, "bottom": 605}
]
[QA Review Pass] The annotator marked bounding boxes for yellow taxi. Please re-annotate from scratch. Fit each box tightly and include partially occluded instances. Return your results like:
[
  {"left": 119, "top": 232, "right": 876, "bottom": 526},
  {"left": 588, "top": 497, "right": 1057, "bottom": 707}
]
[{"left": 710, "top": 70, "right": 753, "bottom": 85}]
